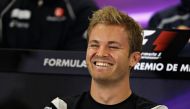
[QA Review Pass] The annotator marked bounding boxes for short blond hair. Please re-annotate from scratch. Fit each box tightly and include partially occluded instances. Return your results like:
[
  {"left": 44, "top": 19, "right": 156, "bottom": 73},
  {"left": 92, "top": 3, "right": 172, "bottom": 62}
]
[{"left": 87, "top": 6, "right": 143, "bottom": 53}]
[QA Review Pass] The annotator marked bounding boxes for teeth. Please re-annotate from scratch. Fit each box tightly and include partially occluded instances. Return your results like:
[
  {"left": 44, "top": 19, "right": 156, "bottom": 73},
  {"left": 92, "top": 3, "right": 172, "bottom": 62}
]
[{"left": 95, "top": 62, "right": 110, "bottom": 67}]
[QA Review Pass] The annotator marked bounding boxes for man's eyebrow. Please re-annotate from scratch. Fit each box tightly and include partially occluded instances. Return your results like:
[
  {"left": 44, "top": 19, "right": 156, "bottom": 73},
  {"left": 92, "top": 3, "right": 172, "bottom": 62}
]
[
  {"left": 89, "top": 40, "right": 99, "bottom": 43},
  {"left": 108, "top": 41, "right": 121, "bottom": 45}
]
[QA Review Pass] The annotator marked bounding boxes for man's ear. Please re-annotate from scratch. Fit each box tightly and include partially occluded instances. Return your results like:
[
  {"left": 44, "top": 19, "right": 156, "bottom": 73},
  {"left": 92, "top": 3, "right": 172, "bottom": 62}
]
[{"left": 129, "top": 52, "right": 141, "bottom": 67}]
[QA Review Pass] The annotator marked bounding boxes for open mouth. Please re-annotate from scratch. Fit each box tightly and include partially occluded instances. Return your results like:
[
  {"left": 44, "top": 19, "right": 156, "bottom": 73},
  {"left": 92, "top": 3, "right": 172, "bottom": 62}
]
[{"left": 93, "top": 61, "right": 113, "bottom": 67}]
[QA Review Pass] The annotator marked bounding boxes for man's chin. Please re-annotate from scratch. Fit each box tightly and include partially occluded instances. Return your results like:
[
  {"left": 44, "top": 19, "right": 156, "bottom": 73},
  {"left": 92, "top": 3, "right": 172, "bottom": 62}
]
[{"left": 92, "top": 77, "right": 116, "bottom": 85}]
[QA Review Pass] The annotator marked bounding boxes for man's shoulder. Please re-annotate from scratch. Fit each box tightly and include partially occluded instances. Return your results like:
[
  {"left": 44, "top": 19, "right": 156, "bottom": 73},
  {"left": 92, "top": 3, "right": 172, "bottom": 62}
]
[
  {"left": 154, "top": 4, "right": 183, "bottom": 18},
  {"left": 133, "top": 94, "right": 168, "bottom": 109}
]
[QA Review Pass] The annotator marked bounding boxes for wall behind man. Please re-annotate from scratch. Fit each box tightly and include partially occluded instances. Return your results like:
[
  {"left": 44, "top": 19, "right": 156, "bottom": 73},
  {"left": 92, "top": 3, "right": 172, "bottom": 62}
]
[{"left": 94, "top": 0, "right": 180, "bottom": 28}]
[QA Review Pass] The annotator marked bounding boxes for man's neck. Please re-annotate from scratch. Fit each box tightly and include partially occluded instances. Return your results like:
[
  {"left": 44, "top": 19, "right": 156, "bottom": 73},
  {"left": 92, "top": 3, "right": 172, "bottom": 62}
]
[{"left": 90, "top": 78, "right": 132, "bottom": 105}]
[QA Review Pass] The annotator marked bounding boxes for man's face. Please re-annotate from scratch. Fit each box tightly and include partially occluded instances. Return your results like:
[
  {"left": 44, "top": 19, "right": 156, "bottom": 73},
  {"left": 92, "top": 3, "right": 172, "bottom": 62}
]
[{"left": 86, "top": 24, "right": 139, "bottom": 83}]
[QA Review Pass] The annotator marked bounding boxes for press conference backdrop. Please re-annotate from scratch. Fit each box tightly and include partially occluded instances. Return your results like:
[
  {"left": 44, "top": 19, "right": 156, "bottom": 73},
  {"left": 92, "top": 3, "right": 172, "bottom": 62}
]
[
  {"left": 95, "top": 0, "right": 180, "bottom": 28},
  {"left": 0, "top": 29, "right": 190, "bottom": 109}
]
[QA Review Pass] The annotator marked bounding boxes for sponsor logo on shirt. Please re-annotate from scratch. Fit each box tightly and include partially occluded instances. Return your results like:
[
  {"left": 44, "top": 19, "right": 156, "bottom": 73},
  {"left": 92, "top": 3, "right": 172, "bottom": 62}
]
[
  {"left": 54, "top": 7, "right": 64, "bottom": 17},
  {"left": 11, "top": 8, "right": 31, "bottom": 20},
  {"left": 46, "top": 7, "right": 67, "bottom": 22},
  {"left": 9, "top": 20, "right": 29, "bottom": 28},
  {"left": 9, "top": 8, "right": 31, "bottom": 28}
]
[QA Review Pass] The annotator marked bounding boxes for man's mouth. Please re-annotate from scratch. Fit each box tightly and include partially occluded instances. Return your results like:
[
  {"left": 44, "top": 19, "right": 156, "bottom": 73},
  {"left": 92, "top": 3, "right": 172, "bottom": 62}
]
[{"left": 93, "top": 61, "right": 113, "bottom": 67}]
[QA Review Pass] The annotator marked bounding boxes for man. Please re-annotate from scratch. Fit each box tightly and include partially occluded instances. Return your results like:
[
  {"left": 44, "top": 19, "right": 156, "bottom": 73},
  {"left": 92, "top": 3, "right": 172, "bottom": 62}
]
[
  {"left": 0, "top": 0, "right": 98, "bottom": 50},
  {"left": 45, "top": 6, "right": 168, "bottom": 109}
]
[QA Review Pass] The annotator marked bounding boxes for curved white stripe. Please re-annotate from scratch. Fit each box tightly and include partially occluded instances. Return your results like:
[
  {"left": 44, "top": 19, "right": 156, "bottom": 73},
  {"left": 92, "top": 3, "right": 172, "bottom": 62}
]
[
  {"left": 151, "top": 105, "right": 168, "bottom": 109},
  {"left": 51, "top": 97, "right": 67, "bottom": 109},
  {"left": 158, "top": 14, "right": 190, "bottom": 28}
]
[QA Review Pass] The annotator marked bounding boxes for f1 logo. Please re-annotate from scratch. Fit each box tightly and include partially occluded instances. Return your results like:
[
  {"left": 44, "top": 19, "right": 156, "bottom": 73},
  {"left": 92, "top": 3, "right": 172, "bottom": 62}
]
[{"left": 143, "top": 30, "right": 156, "bottom": 45}]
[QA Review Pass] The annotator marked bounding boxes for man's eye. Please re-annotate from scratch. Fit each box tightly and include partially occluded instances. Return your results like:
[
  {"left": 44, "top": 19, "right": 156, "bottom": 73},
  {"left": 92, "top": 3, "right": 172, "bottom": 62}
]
[
  {"left": 89, "top": 44, "right": 99, "bottom": 48},
  {"left": 109, "top": 46, "right": 119, "bottom": 49}
]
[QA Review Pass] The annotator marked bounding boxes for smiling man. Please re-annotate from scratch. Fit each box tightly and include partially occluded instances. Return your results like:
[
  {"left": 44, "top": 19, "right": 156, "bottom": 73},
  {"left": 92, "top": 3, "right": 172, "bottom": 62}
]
[{"left": 45, "top": 6, "right": 168, "bottom": 109}]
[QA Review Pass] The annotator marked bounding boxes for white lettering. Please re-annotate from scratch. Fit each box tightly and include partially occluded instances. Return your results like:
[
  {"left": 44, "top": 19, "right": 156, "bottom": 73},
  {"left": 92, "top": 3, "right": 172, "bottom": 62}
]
[
  {"left": 166, "top": 64, "right": 178, "bottom": 72},
  {"left": 134, "top": 62, "right": 164, "bottom": 71},
  {"left": 43, "top": 58, "right": 49, "bottom": 66},
  {"left": 49, "top": 59, "right": 56, "bottom": 67},
  {"left": 180, "top": 64, "right": 190, "bottom": 72},
  {"left": 43, "top": 58, "right": 86, "bottom": 68},
  {"left": 61, "top": 59, "right": 70, "bottom": 67},
  {"left": 11, "top": 8, "right": 31, "bottom": 19}
]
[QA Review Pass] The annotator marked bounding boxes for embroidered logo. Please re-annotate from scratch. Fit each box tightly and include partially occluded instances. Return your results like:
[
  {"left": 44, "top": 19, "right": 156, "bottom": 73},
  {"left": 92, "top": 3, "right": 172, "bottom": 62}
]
[{"left": 11, "top": 8, "right": 31, "bottom": 20}]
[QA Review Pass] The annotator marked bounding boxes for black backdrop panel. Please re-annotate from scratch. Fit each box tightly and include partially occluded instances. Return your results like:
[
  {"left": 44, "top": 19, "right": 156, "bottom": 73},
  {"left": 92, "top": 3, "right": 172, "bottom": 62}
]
[{"left": 0, "top": 72, "right": 91, "bottom": 109}]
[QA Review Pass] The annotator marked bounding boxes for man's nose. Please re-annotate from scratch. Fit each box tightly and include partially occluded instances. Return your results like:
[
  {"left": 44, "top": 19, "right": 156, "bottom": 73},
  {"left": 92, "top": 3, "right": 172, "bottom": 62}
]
[{"left": 96, "top": 46, "right": 109, "bottom": 57}]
